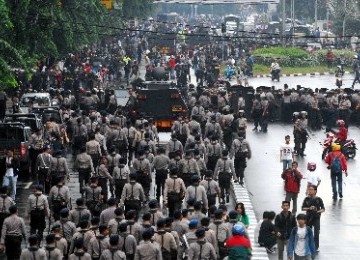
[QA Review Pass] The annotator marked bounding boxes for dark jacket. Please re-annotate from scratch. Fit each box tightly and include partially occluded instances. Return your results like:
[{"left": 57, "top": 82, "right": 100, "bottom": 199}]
[{"left": 274, "top": 212, "right": 297, "bottom": 240}]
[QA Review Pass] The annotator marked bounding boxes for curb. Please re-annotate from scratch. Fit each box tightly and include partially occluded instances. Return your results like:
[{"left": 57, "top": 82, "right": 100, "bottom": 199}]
[
  {"left": 255, "top": 71, "right": 351, "bottom": 78},
  {"left": 230, "top": 181, "right": 269, "bottom": 260}
]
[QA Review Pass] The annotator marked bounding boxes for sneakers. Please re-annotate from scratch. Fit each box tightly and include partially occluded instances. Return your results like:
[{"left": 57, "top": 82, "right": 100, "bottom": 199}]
[
  {"left": 339, "top": 192, "right": 343, "bottom": 198},
  {"left": 332, "top": 193, "right": 337, "bottom": 200}
]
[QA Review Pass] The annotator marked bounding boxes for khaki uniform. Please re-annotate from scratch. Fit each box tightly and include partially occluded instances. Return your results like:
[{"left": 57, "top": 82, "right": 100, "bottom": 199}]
[
  {"left": 83, "top": 184, "right": 102, "bottom": 204},
  {"left": 0, "top": 194, "right": 15, "bottom": 214},
  {"left": 69, "top": 207, "right": 91, "bottom": 226},
  {"left": 20, "top": 247, "right": 47, "bottom": 259},
  {"left": 153, "top": 230, "right": 177, "bottom": 253},
  {"left": 115, "top": 232, "right": 137, "bottom": 255},
  {"left": 88, "top": 235, "right": 110, "bottom": 259},
  {"left": 204, "top": 122, "right": 223, "bottom": 139},
  {"left": 120, "top": 183, "right": 145, "bottom": 207},
  {"left": 69, "top": 229, "right": 94, "bottom": 254},
  {"left": 48, "top": 157, "right": 69, "bottom": 180},
  {"left": 55, "top": 235, "right": 68, "bottom": 257},
  {"left": 230, "top": 138, "right": 252, "bottom": 159},
  {"left": 127, "top": 221, "right": 143, "bottom": 244},
  {"left": 86, "top": 140, "right": 102, "bottom": 156},
  {"left": 134, "top": 240, "right": 162, "bottom": 260},
  {"left": 100, "top": 206, "right": 117, "bottom": 226},
  {"left": 100, "top": 248, "right": 126, "bottom": 260},
  {"left": 214, "top": 158, "right": 236, "bottom": 180},
  {"left": 183, "top": 185, "right": 208, "bottom": 209},
  {"left": 53, "top": 219, "right": 77, "bottom": 244},
  {"left": 44, "top": 245, "right": 63, "bottom": 260},
  {"left": 49, "top": 185, "right": 70, "bottom": 207},
  {"left": 166, "top": 139, "right": 183, "bottom": 156},
  {"left": 163, "top": 177, "right": 186, "bottom": 203},
  {"left": 26, "top": 192, "right": 50, "bottom": 217},
  {"left": 108, "top": 217, "right": 126, "bottom": 235},
  {"left": 208, "top": 220, "right": 231, "bottom": 257},
  {"left": 188, "top": 240, "right": 217, "bottom": 260}
]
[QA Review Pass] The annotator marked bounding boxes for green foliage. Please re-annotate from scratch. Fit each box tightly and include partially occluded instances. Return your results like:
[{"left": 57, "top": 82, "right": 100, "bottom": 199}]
[
  {"left": 312, "top": 49, "right": 357, "bottom": 66},
  {"left": 253, "top": 47, "right": 309, "bottom": 59}
]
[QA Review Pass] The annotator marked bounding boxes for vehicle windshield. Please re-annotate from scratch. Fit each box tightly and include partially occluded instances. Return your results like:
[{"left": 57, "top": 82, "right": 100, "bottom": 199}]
[
  {"left": 4, "top": 117, "right": 37, "bottom": 131},
  {"left": 20, "top": 96, "right": 50, "bottom": 107},
  {"left": 0, "top": 126, "right": 25, "bottom": 141}
]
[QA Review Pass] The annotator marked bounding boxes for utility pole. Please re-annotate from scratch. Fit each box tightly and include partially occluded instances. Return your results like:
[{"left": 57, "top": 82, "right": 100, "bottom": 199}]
[
  {"left": 282, "top": 0, "right": 286, "bottom": 46},
  {"left": 315, "top": 0, "right": 318, "bottom": 29},
  {"left": 343, "top": 0, "right": 347, "bottom": 38}
]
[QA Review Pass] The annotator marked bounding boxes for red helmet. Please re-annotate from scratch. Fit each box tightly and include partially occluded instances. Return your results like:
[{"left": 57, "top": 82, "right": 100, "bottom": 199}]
[
  {"left": 307, "top": 162, "right": 316, "bottom": 171},
  {"left": 336, "top": 119, "right": 345, "bottom": 126}
]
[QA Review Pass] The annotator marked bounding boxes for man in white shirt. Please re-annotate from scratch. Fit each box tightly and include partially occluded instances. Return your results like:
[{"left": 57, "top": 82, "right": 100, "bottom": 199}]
[
  {"left": 3, "top": 149, "right": 19, "bottom": 200},
  {"left": 306, "top": 162, "right": 321, "bottom": 194},
  {"left": 280, "top": 135, "right": 294, "bottom": 171}
]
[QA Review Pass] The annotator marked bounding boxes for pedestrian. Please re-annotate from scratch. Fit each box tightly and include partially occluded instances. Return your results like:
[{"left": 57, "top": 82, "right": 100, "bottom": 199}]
[
  {"left": 20, "top": 234, "right": 47, "bottom": 260},
  {"left": 281, "top": 161, "right": 303, "bottom": 215},
  {"left": 152, "top": 218, "right": 177, "bottom": 260},
  {"left": 53, "top": 208, "right": 77, "bottom": 246},
  {"left": 183, "top": 175, "right": 208, "bottom": 213},
  {"left": 48, "top": 176, "right": 70, "bottom": 221},
  {"left": 113, "top": 157, "right": 130, "bottom": 203},
  {"left": 83, "top": 176, "right": 102, "bottom": 217},
  {"left": 117, "top": 222, "right": 138, "bottom": 258},
  {"left": 0, "top": 205, "right": 26, "bottom": 260},
  {"left": 188, "top": 227, "right": 217, "bottom": 260},
  {"left": 97, "top": 156, "right": 113, "bottom": 201},
  {"left": 280, "top": 135, "right": 294, "bottom": 171},
  {"left": 68, "top": 198, "right": 91, "bottom": 227},
  {"left": 35, "top": 144, "right": 52, "bottom": 194},
  {"left": 225, "top": 224, "right": 252, "bottom": 260},
  {"left": 287, "top": 213, "right": 316, "bottom": 260},
  {"left": 325, "top": 143, "right": 347, "bottom": 199},
  {"left": 74, "top": 146, "right": 94, "bottom": 193},
  {"left": 230, "top": 134, "right": 251, "bottom": 185},
  {"left": 163, "top": 167, "right": 186, "bottom": 217},
  {"left": 258, "top": 211, "right": 277, "bottom": 253},
  {"left": 68, "top": 220, "right": 93, "bottom": 255},
  {"left": 26, "top": 184, "right": 50, "bottom": 242},
  {"left": 199, "top": 170, "right": 221, "bottom": 210},
  {"left": 48, "top": 150, "right": 69, "bottom": 187},
  {"left": 254, "top": 211, "right": 268, "bottom": 245},
  {"left": 235, "top": 202, "right": 250, "bottom": 228},
  {"left": 134, "top": 228, "right": 162, "bottom": 260},
  {"left": 305, "top": 162, "right": 321, "bottom": 194},
  {"left": 120, "top": 173, "right": 145, "bottom": 214},
  {"left": 214, "top": 150, "right": 236, "bottom": 204},
  {"left": 100, "top": 198, "right": 117, "bottom": 226},
  {"left": 152, "top": 147, "right": 170, "bottom": 202},
  {"left": 274, "top": 201, "right": 297, "bottom": 260},
  {"left": 301, "top": 185, "right": 325, "bottom": 252},
  {"left": 132, "top": 150, "right": 151, "bottom": 200},
  {"left": 3, "top": 148, "right": 20, "bottom": 200}
]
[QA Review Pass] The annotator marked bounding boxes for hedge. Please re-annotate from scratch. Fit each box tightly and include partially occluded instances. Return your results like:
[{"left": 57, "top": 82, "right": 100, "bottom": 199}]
[
  {"left": 253, "top": 47, "right": 309, "bottom": 59},
  {"left": 312, "top": 49, "right": 357, "bottom": 66}
]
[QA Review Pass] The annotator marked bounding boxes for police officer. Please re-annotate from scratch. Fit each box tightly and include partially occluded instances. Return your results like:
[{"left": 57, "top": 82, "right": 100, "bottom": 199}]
[
  {"left": 208, "top": 209, "right": 231, "bottom": 259},
  {"left": 29, "top": 127, "right": 44, "bottom": 175},
  {"left": 134, "top": 228, "right": 162, "bottom": 260},
  {"left": 179, "top": 151, "right": 200, "bottom": 187},
  {"left": 200, "top": 170, "right": 221, "bottom": 209},
  {"left": 184, "top": 175, "right": 208, "bottom": 212},
  {"left": 86, "top": 132, "right": 102, "bottom": 170},
  {"left": 48, "top": 150, "right": 69, "bottom": 186},
  {"left": 74, "top": 146, "right": 94, "bottom": 193},
  {"left": 188, "top": 228, "right": 217, "bottom": 260},
  {"left": 20, "top": 235, "right": 47, "bottom": 259},
  {"left": 48, "top": 176, "right": 70, "bottom": 221},
  {"left": 51, "top": 224, "right": 68, "bottom": 258},
  {"left": 35, "top": 144, "right": 52, "bottom": 194},
  {"left": 69, "top": 237, "right": 91, "bottom": 260},
  {"left": 230, "top": 135, "right": 252, "bottom": 185},
  {"left": 26, "top": 184, "right": 50, "bottom": 242},
  {"left": 113, "top": 158, "right": 130, "bottom": 203},
  {"left": 152, "top": 147, "right": 171, "bottom": 202},
  {"left": 166, "top": 134, "right": 184, "bottom": 159},
  {"left": 68, "top": 220, "right": 94, "bottom": 254},
  {"left": 0, "top": 205, "right": 26, "bottom": 260},
  {"left": 153, "top": 218, "right": 177, "bottom": 259},
  {"left": 204, "top": 115, "right": 222, "bottom": 140},
  {"left": 214, "top": 150, "right": 236, "bottom": 204},
  {"left": 83, "top": 176, "right": 102, "bottom": 217},
  {"left": 53, "top": 208, "right": 77, "bottom": 247},
  {"left": 45, "top": 234, "right": 63, "bottom": 259},
  {"left": 205, "top": 136, "right": 222, "bottom": 172},
  {"left": 132, "top": 150, "right": 151, "bottom": 200},
  {"left": 0, "top": 186, "right": 15, "bottom": 237},
  {"left": 120, "top": 173, "right": 145, "bottom": 214},
  {"left": 95, "top": 127, "right": 107, "bottom": 156},
  {"left": 100, "top": 234, "right": 126, "bottom": 259},
  {"left": 88, "top": 224, "right": 110, "bottom": 260},
  {"left": 124, "top": 120, "right": 137, "bottom": 165},
  {"left": 116, "top": 222, "right": 137, "bottom": 259},
  {"left": 72, "top": 117, "right": 88, "bottom": 156},
  {"left": 163, "top": 167, "right": 186, "bottom": 217},
  {"left": 69, "top": 198, "right": 91, "bottom": 227}
]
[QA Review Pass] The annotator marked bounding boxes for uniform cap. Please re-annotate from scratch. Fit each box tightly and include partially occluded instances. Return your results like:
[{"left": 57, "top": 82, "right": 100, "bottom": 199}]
[
  {"left": 195, "top": 227, "right": 206, "bottom": 238},
  {"left": 189, "top": 219, "right": 199, "bottom": 228}
]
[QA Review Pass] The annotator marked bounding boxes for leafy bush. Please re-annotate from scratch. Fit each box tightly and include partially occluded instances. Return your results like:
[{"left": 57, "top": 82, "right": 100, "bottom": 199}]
[
  {"left": 253, "top": 47, "right": 309, "bottom": 59},
  {"left": 312, "top": 49, "right": 357, "bottom": 66}
]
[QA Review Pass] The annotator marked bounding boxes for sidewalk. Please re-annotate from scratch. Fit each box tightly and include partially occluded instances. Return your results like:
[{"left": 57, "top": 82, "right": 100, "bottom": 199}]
[{"left": 254, "top": 71, "right": 352, "bottom": 78}]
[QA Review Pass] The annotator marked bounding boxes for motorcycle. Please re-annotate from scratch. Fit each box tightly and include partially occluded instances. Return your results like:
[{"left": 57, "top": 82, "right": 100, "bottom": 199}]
[
  {"left": 335, "top": 65, "right": 343, "bottom": 88},
  {"left": 343, "top": 139, "right": 357, "bottom": 159},
  {"left": 320, "top": 132, "right": 357, "bottom": 160},
  {"left": 271, "top": 69, "right": 280, "bottom": 81},
  {"left": 320, "top": 132, "right": 335, "bottom": 160}
]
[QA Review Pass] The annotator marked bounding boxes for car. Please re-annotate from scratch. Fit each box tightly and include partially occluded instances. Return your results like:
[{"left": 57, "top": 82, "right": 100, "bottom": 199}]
[
  {"left": 0, "top": 123, "right": 31, "bottom": 174},
  {"left": 31, "top": 106, "right": 63, "bottom": 125},
  {"left": 19, "top": 93, "right": 53, "bottom": 113},
  {"left": 4, "top": 113, "right": 43, "bottom": 133}
]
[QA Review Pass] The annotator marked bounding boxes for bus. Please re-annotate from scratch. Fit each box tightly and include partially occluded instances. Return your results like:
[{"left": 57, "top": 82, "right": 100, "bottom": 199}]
[{"left": 224, "top": 15, "right": 243, "bottom": 35}]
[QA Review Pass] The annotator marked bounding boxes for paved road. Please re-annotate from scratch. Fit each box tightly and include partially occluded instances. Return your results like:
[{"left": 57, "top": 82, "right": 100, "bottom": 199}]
[{"left": 244, "top": 123, "right": 360, "bottom": 259}]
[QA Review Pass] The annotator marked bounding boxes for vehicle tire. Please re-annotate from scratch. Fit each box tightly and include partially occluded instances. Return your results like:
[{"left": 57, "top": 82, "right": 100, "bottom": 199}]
[
  {"left": 346, "top": 147, "right": 356, "bottom": 159},
  {"left": 322, "top": 149, "right": 328, "bottom": 160}
]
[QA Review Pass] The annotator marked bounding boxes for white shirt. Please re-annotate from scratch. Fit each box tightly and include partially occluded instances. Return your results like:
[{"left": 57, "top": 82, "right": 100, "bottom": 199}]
[
  {"left": 5, "top": 157, "right": 14, "bottom": 177},
  {"left": 280, "top": 143, "right": 293, "bottom": 160},
  {"left": 306, "top": 170, "right": 321, "bottom": 186},
  {"left": 295, "top": 226, "right": 307, "bottom": 256}
]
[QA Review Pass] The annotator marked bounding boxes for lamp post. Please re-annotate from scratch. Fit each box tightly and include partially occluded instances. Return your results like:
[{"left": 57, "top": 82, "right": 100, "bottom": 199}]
[{"left": 315, "top": 0, "right": 318, "bottom": 29}]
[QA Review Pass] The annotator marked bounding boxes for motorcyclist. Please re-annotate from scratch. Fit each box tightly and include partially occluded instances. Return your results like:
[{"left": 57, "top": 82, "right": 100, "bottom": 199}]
[
  {"left": 270, "top": 61, "right": 281, "bottom": 74},
  {"left": 334, "top": 119, "right": 348, "bottom": 147}
]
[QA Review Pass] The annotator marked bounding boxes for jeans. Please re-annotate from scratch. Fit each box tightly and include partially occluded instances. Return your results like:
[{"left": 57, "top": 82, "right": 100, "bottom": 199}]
[
  {"left": 294, "top": 254, "right": 312, "bottom": 260},
  {"left": 2, "top": 175, "right": 18, "bottom": 200},
  {"left": 277, "top": 238, "right": 288, "bottom": 260},
  {"left": 308, "top": 218, "right": 320, "bottom": 250},
  {"left": 285, "top": 192, "right": 298, "bottom": 215},
  {"left": 282, "top": 159, "right": 292, "bottom": 171},
  {"left": 331, "top": 171, "right": 342, "bottom": 196}
]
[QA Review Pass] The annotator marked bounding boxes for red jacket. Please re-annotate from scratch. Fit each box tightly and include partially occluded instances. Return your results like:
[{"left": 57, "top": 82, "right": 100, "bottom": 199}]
[
  {"left": 281, "top": 168, "right": 303, "bottom": 193},
  {"left": 325, "top": 151, "right": 347, "bottom": 171},
  {"left": 169, "top": 58, "right": 176, "bottom": 69},
  {"left": 337, "top": 126, "right": 347, "bottom": 141}
]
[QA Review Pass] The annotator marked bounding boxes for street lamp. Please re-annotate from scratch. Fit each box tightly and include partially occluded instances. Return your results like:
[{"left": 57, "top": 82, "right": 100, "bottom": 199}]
[{"left": 315, "top": 0, "right": 318, "bottom": 29}]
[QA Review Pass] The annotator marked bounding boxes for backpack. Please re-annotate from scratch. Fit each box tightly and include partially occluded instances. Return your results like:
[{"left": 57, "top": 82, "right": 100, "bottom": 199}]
[{"left": 331, "top": 155, "right": 342, "bottom": 173}]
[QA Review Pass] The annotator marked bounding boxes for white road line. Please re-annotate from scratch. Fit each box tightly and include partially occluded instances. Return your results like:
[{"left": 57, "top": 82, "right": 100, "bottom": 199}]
[{"left": 24, "top": 182, "right": 33, "bottom": 189}]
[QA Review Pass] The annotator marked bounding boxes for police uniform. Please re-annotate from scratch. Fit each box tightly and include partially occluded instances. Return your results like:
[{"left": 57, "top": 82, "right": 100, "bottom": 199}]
[
  {"left": 100, "top": 248, "right": 126, "bottom": 260},
  {"left": 153, "top": 230, "right": 177, "bottom": 257},
  {"left": 204, "top": 121, "right": 222, "bottom": 140},
  {"left": 45, "top": 244, "right": 63, "bottom": 260},
  {"left": 113, "top": 165, "right": 130, "bottom": 202},
  {"left": 83, "top": 184, "right": 102, "bottom": 217},
  {"left": 124, "top": 125, "right": 137, "bottom": 163},
  {"left": 97, "top": 164, "right": 113, "bottom": 201},
  {"left": 152, "top": 153, "right": 171, "bottom": 201},
  {"left": 134, "top": 240, "right": 162, "bottom": 260},
  {"left": 27, "top": 191, "right": 50, "bottom": 241},
  {"left": 72, "top": 123, "right": 88, "bottom": 153},
  {"left": 179, "top": 157, "right": 200, "bottom": 187},
  {"left": 0, "top": 194, "right": 15, "bottom": 236},
  {"left": 132, "top": 157, "right": 151, "bottom": 198},
  {"left": 86, "top": 139, "right": 102, "bottom": 169},
  {"left": 68, "top": 229, "right": 94, "bottom": 254},
  {"left": 69, "top": 207, "right": 91, "bottom": 227},
  {"left": 205, "top": 142, "right": 222, "bottom": 172},
  {"left": 208, "top": 220, "right": 231, "bottom": 259},
  {"left": 200, "top": 178, "right": 220, "bottom": 208},
  {"left": 120, "top": 182, "right": 145, "bottom": 214},
  {"left": 188, "top": 240, "right": 217, "bottom": 260},
  {"left": 36, "top": 151, "right": 52, "bottom": 193},
  {"left": 53, "top": 218, "right": 77, "bottom": 246},
  {"left": 88, "top": 234, "right": 110, "bottom": 259},
  {"left": 95, "top": 132, "right": 107, "bottom": 155},
  {"left": 29, "top": 132, "right": 44, "bottom": 174},
  {"left": 48, "top": 184, "right": 70, "bottom": 221},
  {"left": 48, "top": 156, "right": 69, "bottom": 186},
  {"left": 230, "top": 138, "right": 251, "bottom": 184},
  {"left": 74, "top": 152, "right": 94, "bottom": 193},
  {"left": 115, "top": 232, "right": 137, "bottom": 258},
  {"left": 184, "top": 184, "right": 208, "bottom": 210},
  {"left": 138, "top": 139, "right": 156, "bottom": 155},
  {"left": 108, "top": 217, "right": 125, "bottom": 235},
  {"left": 20, "top": 246, "right": 47, "bottom": 259},
  {"left": 166, "top": 139, "right": 184, "bottom": 159},
  {"left": 127, "top": 221, "right": 142, "bottom": 244},
  {"left": 214, "top": 157, "right": 236, "bottom": 202},
  {"left": 164, "top": 176, "right": 186, "bottom": 217}
]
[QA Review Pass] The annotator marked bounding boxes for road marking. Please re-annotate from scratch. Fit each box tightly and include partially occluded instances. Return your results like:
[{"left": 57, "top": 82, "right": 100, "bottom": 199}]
[{"left": 24, "top": 182, "right": 33, "bottom": 189}]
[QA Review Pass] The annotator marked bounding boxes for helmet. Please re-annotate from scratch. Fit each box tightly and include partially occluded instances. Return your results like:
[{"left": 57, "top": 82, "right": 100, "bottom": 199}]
[
  {"left": 300, "top": 111, "right": 308, "bottom": 116},
  {"left": 293, "top": 112, "right": 300, "bottom": 117},
  {"left": 332, "top": 143, "right": 341, "bottom": 151},
  {"left": 307, "top": 162, "right": 316, "bottom": 171},
  {"left": 232, "top": 224, "right": 245, "bottom": 236},
  {"left": 336, "top": 119, "right": 345, "bottom": 126}
]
